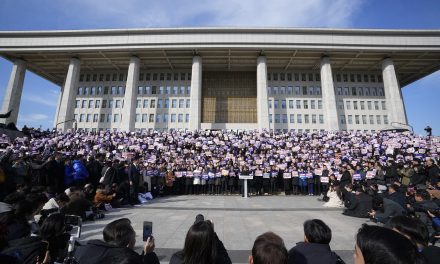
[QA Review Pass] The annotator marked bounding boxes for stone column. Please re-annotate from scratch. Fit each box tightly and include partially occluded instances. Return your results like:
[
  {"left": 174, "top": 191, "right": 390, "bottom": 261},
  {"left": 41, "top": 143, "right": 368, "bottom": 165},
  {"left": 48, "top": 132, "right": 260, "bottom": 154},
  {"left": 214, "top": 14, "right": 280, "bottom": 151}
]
[
  {"left": 1, "top": 59, "right": 26, "bottom": 125},
  {"left": 382, "top": 58, "right": 407, "bottom": 126},
  {"left": 320, "top": 56, "right": 340, "bottom": 131},
  {"left": 257, "top": 56, "right": 270, "bottom": 131},
  {"left": 53, "top": 87, "right": 63, "bottom": 128},
  {"left": 121, "top": 56, "right": 140, "bottom": 132},
  {"left": 189, "top": 56, "right": 202, "bottom": 131},
  {"left": 57, "top": 58, "right": 80, "bottom": 131}
]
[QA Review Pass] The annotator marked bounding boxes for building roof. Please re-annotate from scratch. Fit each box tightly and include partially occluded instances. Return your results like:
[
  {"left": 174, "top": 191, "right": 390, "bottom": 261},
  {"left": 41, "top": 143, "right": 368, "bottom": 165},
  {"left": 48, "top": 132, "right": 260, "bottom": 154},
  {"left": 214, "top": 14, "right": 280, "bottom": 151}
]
[{"left": 0, "top": 27, "right": 439, "bottom": 86}]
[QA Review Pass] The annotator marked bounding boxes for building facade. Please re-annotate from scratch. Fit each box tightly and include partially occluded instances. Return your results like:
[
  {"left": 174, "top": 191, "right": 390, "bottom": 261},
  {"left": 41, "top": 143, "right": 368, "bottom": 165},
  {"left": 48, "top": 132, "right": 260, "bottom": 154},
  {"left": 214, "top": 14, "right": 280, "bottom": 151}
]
[{"left": 0, "top": 28, "right": 439, "bottom": 132}]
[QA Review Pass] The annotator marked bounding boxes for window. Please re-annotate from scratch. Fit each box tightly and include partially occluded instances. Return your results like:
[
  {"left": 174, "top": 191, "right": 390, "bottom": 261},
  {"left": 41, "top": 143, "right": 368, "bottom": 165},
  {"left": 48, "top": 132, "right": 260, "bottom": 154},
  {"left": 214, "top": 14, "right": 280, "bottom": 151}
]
[
  {"left": 346, "top": 101, "right": 351, "bottom": 110},
  {"left": 157, "top": 99, "right": 163, "bottom": 108},
  {"left": 93, "top": 114, "right": 98, "bottom": 123},
  {"left": 337, "top": 87, "right": 342, "bottom": 95},
  {"left": 287, "top": 73, "right": 292, "bottom": 81},
  {"left": 350, "top": 74, "right": 355, "bottom": 82},
  {"left": 80, "top": 114, "right": 85, "bottom": 122},
  {"left": 369, "top": 115, "right": 374, "bottom": 124},
  {"left": 311, "top": 114, "right": 317, "bottom": 124},
  {"left": 336, "top": 74, "right": 341, "bottom": 82},
  {"left": 185, "top": 114, "right": 189, "bottom": 123},
  {"left": 274, "top": 114, "right": 280, "bottom": 123},
  {"left": 171, "top": 99, "right": 177, "bottom": 108},
  {"left": 269, "top": 114, "right": 273, "bottom": 123},
  {"left": 138, "top": 86, "right": 143, "bottom": 95},
  {"left": 294, "top": 86, "right": 300, "bottom": 95},
  {"left": 180, "top": 86, "right": 185, "bottom": 94},
  {"left": 88, "top": 100, "right": 93, "bottom": 108},
  {"left": 290, "top": 114, "right": 295, "bottom": 123},
  {"left": 151, "top": 86, "right": 157, "bottom": 94},
  {"left": 381, "top": 101, "right": 386, "bottom": 110},
  {"left": 97, "top": 86, "right": 102, "bottom": 95},
  {"left": 344, "top": 87, "right": 349, "bottom": 96},
  {"left": 288, "top": 100, "right": 294, "bottom": 109},
  {"left": 358, "top": 87, "right": 363, "bottom": 96},
  {"left": 314, "top": 87, "right": 321, "bottom": 95},
  {"left": 186, "top": 86, "right": 191, "bottom": 94},
  {"left": 365, "top": 87, "right": 370, "bottom": 96},
  {"left": 302, "top": 86, "right": 308, "bottom": 95},
  {"left": 82, "top": 100, "right": 87, "bottom": 108},
  {"left": 304, "top": 114, "right": 309, "bottom": 124},
  {"left": 107, "top": 114, "right": 112, "bottom": 123},
  {"left": 159, "top": 86, "right": 164, "bottom": 95},
  {"left": 297, "top": 114, "right": 303, "bottom": 123},
  {"left": 149, "top": 114, "right": 154, "bottom": 123},
  {"left": 142, "top": 114, "right": 148, "bottom": 122},
  {"left": 156, "top": 114, "right": 162, "bottom": 123},
  {"left": 294, "top": 73, "right": 299, "bottom": 81},
  {"left": 353, "top": 101, "right": 358, "bottom": 110},
  {"left": 287, "top": 86, "right": 293, "bottom": 95},
  {"left": 347, "top": 115, "right": 353, "bottom": 124},
  {"left": 119, "top": 73, "right": 124, "bottom": 82},
  {"left": 75, "top": 100, "right": 80, "bottom": 108},
  {"left": 319, "top": 115, "right": 324, "bottom": 124},
  {"left": 343, "top": 74, "right": 348, "bottom": 82},
  {"left": 303, "top": 100, "right": 308, "bottom": 109},
  {"left": 274, "top": 100, "right": 279, "bottom": 109},
  {"left": 95, "top": 100, "right": 100, "bottom": 108},
  {"left": 355, "top": 115, "right": 360, "bottom": 124},
  {"left": 357, "top": 74, "right": 362, "bottom": 82},
  {"left": 115, "top": 100, "right": 121, "bottom": 108},
  {"left": 280, "top": 73, "right": 285, "bottom": 81},
  {"left": 296, "top": 100, "right": 301, "bottom": 109},
  {"left": 282, "top": 114, "right": 287, "bottom": 123},
  {"left": 173, "top": 73, "right": 178, "bottom": 81},
  {"left": 281, "top": 100, "right": 286, "bottom": 109},
  {"left": 318, "top": 100, "right": 323, "bottom": 110},
  {"left": 111, "top": 86, "right": 117, "bottom": 95},
  {"left": 310, "top": 100, "right": 315, "bottom": 109},
  {"left": 179, "top": 99, "right": 185, "bottom": 108},
  {"left": 136, "top": 100, "right": 141, "bottom": 108},
  {"left": 315, "top": 73, "right": 321, "bottom": 82},
  {"left": 178, "top": 114, "right": 183, "bottom": 123},
  {"left": 301, "top": 73, "right": 307, "bottom": 81},
  {"left": 171, "top": 114, "right": 176, "bottom": 123},
  {"left": 367, "top": 101, "right": 372, "bottom": 110},
  {"left": 143, "top": 99, "right": 149, "bottom": 108},
  {"left": 150, "top": 100, "right": 156, "bottom": 108},
  {"left": 135, "top": 114, "right": 140, "bottom": 123},
  {"left": 91, "top": 87, "right": 96, "bottom": 95},
  {"left": 376, "top": 115, "right": 381, "bottom": 124},
  {"left": 165, "top": 99, "right": 169, "bottom": 108},
  {"left": 102, "top": 100, "right": 107, "bottom": 108},
  {"left": 372, "top": 88, "right": 377, "bottom": 96},
  {"left": 86, "top": 114, "right": 91, "bottom": 123},
  {"left": 383, "top": 115, "right": 389, "bottom": 125},
  {"left": 280, "top": 87, "right": 286, "bottom": 95},
  {"left": 362, "top": 115, "right": 367, "bottom": 124},
  {"left": 112, "top": 73, "right": 117, "bottom": 82},
  {"left": 378, "top": 88, "right": 384, "bottom": 96},
  {"left": 186, "top": 99, "right": 191, "bottom": 108},
  {"left": 268, "top": 100, "right": 272, "bottom": 109},
  {"left": 173, "top": 86, "right": 178, "bottom": 94},
  {"left": 351, "top": 87, "right": 357, "bottom": 96},
  {"left": 374, "top": 101, "right": 379, "bottom": 110},
  {"left": 308, "top": 87, "right": 314, "bottom": 95},
  {"left": 340, "top": 115, "right": 346, "bottom": 124},
  {"left": 338, "top": 100, "right": 344, "bottom": 110},
  {"left": 100, "top": 114, "right": 105, "bottom": 123},
  {"left": 273, "top": 87, "right": 278, "bottom": 95},
  {"left": 84, "top": 87, "right": 89, "bottom": 95},
  {"left": 273, "top": 73, "right": 278, "bottom": 81},
  {"left": 360, "top": 101, "right": 365, "bottom": 110}
]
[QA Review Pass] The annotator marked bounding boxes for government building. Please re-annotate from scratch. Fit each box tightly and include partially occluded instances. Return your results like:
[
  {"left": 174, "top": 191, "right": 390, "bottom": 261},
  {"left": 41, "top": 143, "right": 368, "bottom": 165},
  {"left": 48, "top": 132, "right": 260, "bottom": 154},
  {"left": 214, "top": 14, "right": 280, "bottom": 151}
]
[{"left": 0, "top": 28, "right": 439, "bottom": 132}]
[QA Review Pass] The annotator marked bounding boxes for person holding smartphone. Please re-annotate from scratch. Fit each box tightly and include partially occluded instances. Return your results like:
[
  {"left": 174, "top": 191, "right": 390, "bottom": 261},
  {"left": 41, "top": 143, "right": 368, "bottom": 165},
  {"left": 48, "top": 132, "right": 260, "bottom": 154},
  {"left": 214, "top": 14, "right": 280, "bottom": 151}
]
[{"left": 74, "top": 218, "right": 159, "bottom": 264}]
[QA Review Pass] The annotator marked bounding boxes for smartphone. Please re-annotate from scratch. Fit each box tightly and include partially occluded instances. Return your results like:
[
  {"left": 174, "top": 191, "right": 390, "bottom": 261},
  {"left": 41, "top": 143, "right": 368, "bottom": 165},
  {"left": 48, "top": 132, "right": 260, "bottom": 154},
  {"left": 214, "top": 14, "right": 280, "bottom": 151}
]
[{"left": 143, "top": 221, "right": 153, "bottom": 241}]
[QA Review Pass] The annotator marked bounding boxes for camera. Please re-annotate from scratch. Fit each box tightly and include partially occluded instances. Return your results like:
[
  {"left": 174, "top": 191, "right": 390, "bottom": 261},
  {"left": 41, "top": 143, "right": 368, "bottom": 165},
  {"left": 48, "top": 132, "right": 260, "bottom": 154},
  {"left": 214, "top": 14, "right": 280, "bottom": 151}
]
[{"left": 424, "top": 126, "right": 432, "bottom": 137}]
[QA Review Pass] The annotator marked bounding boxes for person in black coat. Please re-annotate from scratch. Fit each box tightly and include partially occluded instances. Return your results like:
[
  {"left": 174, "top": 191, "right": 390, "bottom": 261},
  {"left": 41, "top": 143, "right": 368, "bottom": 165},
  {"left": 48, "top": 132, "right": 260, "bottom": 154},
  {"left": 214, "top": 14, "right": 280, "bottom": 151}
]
[
  {"left": 128, "top": 160, "right": 141, "bottom": 205},
  {"left": 342, "top": 187, "right": 373, "bottom": 218},
  {"left": 170, "top": 214, "right": 231, "bottom": 264},
  {"left": 369, "top": 196, "right": 405, "bottom": 224},
  {"left": 74, "top": 218, "right": 159, "bottom": 264},
  {"left": 385, "top": 184, "right": 407, "bottom": 209},
  {"left": 426, "top": 159, "right": 439, "bottom": 185},
  {"left": 287, "top": 219, "right": 340, "bottom": 264}
]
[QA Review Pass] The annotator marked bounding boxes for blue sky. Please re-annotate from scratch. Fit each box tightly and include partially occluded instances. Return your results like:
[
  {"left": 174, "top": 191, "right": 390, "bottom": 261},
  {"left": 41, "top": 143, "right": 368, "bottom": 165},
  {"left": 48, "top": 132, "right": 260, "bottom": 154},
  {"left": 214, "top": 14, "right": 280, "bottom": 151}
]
[{"left": 0, "top": 0, "right": 439, "bottom": 134}]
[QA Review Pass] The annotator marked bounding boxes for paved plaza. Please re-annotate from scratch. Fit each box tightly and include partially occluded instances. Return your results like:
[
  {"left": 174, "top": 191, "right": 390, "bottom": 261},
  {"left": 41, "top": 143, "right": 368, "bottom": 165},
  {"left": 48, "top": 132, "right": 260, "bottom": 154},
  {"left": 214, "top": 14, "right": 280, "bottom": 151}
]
[{"left": 79, "top": 195, "right": 368, "bottom": 263}]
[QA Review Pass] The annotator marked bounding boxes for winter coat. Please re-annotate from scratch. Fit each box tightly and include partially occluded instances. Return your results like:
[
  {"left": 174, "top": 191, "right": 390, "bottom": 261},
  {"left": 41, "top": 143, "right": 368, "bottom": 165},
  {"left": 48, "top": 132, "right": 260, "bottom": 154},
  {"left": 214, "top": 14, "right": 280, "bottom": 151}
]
[
  {"left": 74, "top": 239, "right": 159, "bottom": 264},
  {"left": 64, "top": 165, "right": 75, "bottom": 186},
  {"left": 72, "top": 160, "right": 89, "bottom": 182},
  {"left": 287, "top": 242, "right": 338, "bottom": 264}
]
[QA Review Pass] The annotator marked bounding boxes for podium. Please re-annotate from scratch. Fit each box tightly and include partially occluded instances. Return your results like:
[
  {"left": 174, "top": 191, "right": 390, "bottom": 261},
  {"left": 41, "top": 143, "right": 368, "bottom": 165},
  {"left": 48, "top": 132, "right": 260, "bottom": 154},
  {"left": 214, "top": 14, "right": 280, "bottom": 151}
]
[{"left": 239, "top": 175, "right": 253, "bottom": 198}]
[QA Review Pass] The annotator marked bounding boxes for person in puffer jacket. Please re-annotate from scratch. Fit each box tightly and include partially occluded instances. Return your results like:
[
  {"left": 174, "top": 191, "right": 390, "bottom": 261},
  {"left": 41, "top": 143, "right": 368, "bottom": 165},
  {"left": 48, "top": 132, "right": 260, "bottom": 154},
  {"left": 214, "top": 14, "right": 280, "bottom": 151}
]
[
  {"left": 72, "top": 157, "right": 89, "bottom": 186},
  {"left": 64, "top": 158, "right": 75, "bottom": 187}
]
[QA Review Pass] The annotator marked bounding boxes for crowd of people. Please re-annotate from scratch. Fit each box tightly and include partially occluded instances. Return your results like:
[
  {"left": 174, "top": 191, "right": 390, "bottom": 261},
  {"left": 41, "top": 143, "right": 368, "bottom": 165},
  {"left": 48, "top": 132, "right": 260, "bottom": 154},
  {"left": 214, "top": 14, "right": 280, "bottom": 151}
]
[{"left": 0, "top": 127, "right": 439, "bottom": 263}]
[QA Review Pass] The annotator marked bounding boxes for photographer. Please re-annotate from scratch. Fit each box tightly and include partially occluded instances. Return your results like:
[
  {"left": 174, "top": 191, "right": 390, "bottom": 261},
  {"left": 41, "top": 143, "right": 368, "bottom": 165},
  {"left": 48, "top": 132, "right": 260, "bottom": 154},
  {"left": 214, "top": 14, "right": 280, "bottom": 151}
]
[{"left": 74, "top": 218, "right": 159, "bottom": 264}]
